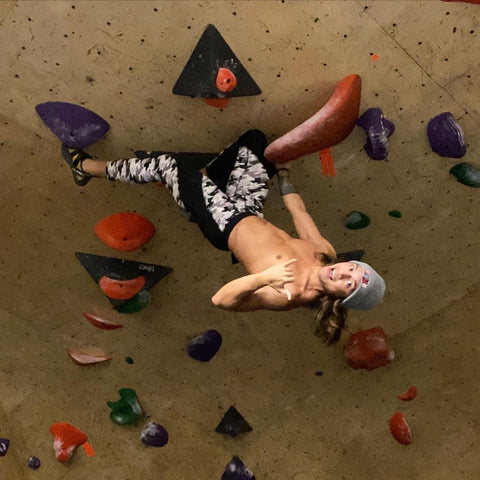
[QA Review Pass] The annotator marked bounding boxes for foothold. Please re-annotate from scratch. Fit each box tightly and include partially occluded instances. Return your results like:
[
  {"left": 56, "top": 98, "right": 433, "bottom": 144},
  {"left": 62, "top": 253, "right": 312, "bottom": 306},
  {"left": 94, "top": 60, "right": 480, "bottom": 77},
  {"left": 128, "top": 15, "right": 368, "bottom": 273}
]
[
  {"left": 389, "top": 412, "right": 412, "bottom": 445},
  {"left": 107, "top": 388, "right": 144, "bottom": 425},
  {"left": 66, "top": 348, "right": 112, "bottom": 366},
  {"left": 75, "top": 252, "right": 172, "bottom": 308},
  {"left": 314, "top": 370, "right": 323, "bottom": 376},
  {"left": 449, "top": 162, "right": 480, "bottom": 187},
  {"left": 344, "top": 327, "right": 395, "bottom": 371},
  {"left": 49, "top": 422, "right": 91, "bottom": 463},
  {"left": 216, "top": 67, "right": 237, "bottom": 93},
  {"left": 115, "top": 290, "right": 152, "bottom": 314},
  {"left": 173, "top": 24, "right": 261, "bottom": 104},
  {"left": 357, "top": 107, "right": 395, "bottom": 160},
  {"left": 427, "top": 112, "right": 466, "bottom": 158},
  {"left": 141, "top": 422, "right": 169, "bottom": 447},
  {"left": 344, "top": 211, "right": 371, "bottom": 230},
  {"left": 215, "top": 406, "right": 253, "bottom": 437},
  {"left": 388, "top": 210, "right": 402, "bottom": 218},
  {"left": 27, "top": 456, "right": 41, "bottom": 470},
  {"left": 397, "top": 386, "right": 417, "bottom": 401},
  {"left": 0, "top": 438, "right": 10, "bottom": 456},
  {"left": 187, "top": 329, "right": 222, "bottom": 362},
  {"left": 98, "top": 275, "right": 146, "bottom": 300},
  {"left": 83, "top": 311, "right": 123, "bottom": 330},
  {"left": 125, "top": 356, "right": 134, "bottom": 364},
  {"left": 35, "top": 101, "right": 110, "bottom": 148},
  {"left": 94, "top": 212, "right": 156, "bottom": 252},
  {"left": 264, "top": 74, "right": 362, "bottom": 164},
  {"left": 221, "top": 455, "right": 256, "bottom": 480}
]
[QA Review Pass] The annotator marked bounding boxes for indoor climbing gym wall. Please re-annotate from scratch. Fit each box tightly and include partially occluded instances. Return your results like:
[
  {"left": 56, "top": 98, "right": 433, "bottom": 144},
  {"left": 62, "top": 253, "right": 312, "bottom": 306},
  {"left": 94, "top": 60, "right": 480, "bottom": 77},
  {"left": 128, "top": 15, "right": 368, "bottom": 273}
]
[{"left": 1, "top": 0, "right": 479, "bottom": 478}]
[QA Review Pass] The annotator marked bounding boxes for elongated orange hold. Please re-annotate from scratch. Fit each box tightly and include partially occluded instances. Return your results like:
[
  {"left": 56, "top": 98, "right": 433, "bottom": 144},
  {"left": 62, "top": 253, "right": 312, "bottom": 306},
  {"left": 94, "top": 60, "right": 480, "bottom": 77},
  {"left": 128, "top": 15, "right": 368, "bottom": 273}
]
[
  {"left": 99, "top": 275, "right": 145, "bottom": 300},
  {"left": 83, "top": 312, "right": 124, "bottom": 330},
  {"left": 216, "top": 67, "right": 237, "bottom": 93},
  {"left": 94, "top": 212, "right": 156, "bottom": 252},
  {"left": 390, "top": 412, "right": 412, "bottom": 445},
  {"left": 67, "top": 349, "right": 112, "bottom": 366},
  {"left": 49, "top": 422, "right": 89, "bottom": 463}
]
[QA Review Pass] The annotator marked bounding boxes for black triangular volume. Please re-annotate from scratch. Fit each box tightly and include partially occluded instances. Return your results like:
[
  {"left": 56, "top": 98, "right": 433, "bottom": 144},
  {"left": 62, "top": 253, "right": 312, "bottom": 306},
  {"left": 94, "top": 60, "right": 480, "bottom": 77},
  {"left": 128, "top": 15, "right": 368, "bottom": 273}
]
[
  {"left": 75, "top": 252, "right": 172, "bottom": 305},
  {"left": 336, "top": 249, "right": 365, "bottom": 262},
  {"left": 134, "top": 151, "right": 218, "bottom": 175},
  {"left": 172, "top": 24, "right": 261, "bottom": 98},
  {"left": 215, "top": 406, "right": 253, "bottom": 437}
]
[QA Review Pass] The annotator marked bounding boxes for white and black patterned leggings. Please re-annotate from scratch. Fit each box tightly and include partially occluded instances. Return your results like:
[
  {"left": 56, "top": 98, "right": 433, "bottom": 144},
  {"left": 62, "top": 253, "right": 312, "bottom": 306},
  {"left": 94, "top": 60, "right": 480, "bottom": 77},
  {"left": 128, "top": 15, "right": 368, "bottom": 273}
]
[{"left": 106, "top": 130, "right": 276, "bottom": 250}]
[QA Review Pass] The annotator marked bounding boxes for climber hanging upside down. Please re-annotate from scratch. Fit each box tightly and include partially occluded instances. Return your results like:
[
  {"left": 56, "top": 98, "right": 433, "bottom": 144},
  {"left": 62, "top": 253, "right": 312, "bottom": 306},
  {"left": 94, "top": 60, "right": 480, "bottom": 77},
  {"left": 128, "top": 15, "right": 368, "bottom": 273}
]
[{"left": 61, "top": 129, "right": 385, "bottom": 344}]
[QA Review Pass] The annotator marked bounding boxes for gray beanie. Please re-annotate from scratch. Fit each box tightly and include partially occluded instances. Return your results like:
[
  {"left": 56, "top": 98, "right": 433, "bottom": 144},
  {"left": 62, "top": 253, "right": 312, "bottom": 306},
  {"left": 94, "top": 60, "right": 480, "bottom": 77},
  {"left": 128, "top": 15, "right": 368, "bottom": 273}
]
[{"left": 339, "top": 261, "right": 386, "bottom": 311}]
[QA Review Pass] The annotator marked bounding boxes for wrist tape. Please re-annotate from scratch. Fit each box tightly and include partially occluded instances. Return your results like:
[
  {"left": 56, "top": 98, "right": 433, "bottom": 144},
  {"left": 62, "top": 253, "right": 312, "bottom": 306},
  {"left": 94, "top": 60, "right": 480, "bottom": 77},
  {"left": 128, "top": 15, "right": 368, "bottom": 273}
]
[{"left": 278, "top": 173, "right": 298, "bottom": 196}]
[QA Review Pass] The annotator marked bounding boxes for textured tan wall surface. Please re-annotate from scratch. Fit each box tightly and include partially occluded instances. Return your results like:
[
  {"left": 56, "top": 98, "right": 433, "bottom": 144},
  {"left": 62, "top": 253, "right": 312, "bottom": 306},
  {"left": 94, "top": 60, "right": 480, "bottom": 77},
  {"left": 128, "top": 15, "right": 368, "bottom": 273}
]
[{"left": 1, "top": 1, "right": 479, "bottom": 478}]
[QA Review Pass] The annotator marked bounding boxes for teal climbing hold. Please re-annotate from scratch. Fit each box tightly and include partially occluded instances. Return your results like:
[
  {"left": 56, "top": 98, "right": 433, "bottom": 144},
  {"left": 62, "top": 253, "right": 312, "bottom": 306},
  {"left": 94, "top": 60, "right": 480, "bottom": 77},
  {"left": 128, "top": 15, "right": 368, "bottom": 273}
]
[
  {"left": 449, "top": 162, "right": 480, "bottom": 188},
  {"left": 344, "top": 211, "right": 371, "bottom": 230},
  {"left": 388, "top": 210, "right": 402, "bottom": 218}
]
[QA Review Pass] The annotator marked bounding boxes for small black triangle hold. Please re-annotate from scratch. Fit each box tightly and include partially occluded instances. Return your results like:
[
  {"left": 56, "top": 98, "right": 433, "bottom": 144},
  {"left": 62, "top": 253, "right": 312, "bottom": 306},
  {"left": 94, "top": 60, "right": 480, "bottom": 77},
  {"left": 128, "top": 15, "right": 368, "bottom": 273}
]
[
  {"left": 173, "top": 24, "right": 261, "bottom": 99},
  {"left": 215, "top": 406, "right": 253, "bottom": 437}
]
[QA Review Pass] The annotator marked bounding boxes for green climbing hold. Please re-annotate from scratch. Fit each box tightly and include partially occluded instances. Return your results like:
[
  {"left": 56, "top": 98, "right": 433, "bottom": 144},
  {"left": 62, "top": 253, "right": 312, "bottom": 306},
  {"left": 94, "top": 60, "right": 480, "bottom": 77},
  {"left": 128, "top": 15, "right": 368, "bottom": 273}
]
[
  {"left": 449, "top": 162, "right": 480, "bottom": 188},
  {"left": 344, "top": 211, "right": 371, "bottom": 230},
  {"left": 115, "top": 290, "right": 152, "bottom": 314},
  {"left": 125, "top": 357, "right": 134, "bottom": 364},
  {"left": 388, "top": 210, "right": 402, "bottom": 218},
  {"left": 107, "top": 388, "right": 144, "bottom": 425}
]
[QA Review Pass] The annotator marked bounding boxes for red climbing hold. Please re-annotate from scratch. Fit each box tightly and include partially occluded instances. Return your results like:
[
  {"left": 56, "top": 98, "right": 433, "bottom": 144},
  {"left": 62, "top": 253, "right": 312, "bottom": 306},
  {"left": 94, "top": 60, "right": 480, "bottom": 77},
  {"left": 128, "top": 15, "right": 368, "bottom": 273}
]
[
  {"left": 83, "top": 311, "right": 124, "bottom": 330},
  {"left": 49, "top": 422, "right": 93, "bottom": 462},
  {"left": 397, "top": 386, "right": 417, "bottom": 401},
  {"left": 204, "top": 97, "right": 232, "bottom": 108},
  {"left": 264, "top": 74, "right": 362, "bottom": 164},
  {"left": 94, "top": 212, "right": 156, "bottom": 252},
  {"left": 216, "top": 67, "right": 237, "bottom": 93},
  {"left": 344, "top": 326, "right": 394, "bottom": 370},
  {"left": 389, "top": 412, "right": 412, "bottom": 445},
  {"left": 99, "top": 275, "right": 146, "bottom": 300}
]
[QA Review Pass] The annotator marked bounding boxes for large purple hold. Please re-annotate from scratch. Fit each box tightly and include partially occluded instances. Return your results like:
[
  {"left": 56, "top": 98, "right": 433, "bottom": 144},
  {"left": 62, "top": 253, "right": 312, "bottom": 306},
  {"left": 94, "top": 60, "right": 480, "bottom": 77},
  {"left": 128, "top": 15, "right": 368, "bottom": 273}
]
[
  {"left": 187, "top": 329, "right": 222, "bottom": 362},
  {"left": 140, "top": 422, "right": 169, "bottom": 447},
  {"left": 35, "top": 101, "right": 110, "bottom": 148},
  {"left": 221, "top": 456, "right": 256, "bottom": 480},
  {"left": 427, "top": 112, "right": 466, "bottom": 158},
  {"left": 357, "top": 107, "right": 395, "bottom": 161}
]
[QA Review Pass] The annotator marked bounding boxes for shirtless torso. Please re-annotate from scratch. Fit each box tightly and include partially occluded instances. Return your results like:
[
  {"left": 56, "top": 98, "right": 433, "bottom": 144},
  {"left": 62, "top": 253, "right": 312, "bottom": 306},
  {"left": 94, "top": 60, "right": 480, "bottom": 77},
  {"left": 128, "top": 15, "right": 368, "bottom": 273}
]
[{"left": 213, "top": 214, "right": 337, "bottom": 311}]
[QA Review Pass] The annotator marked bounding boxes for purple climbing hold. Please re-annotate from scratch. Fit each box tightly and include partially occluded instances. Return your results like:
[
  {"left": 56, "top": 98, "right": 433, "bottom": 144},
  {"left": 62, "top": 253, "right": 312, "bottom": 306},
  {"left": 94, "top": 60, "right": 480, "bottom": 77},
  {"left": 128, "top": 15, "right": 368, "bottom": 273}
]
[
  {"left": 427, "top": 112, "right": 466, "bottom": 158},
  {"left": 357, "top": 107, "right": 395, "bottom": 161},
  {"left": 35, "top": 101, "right": 110, "bottom": 148},
  {"left": 221, "top": 456, "right": 256, "bottom": 480},
  {"left": 140, "top": 422, "right": 169, "bottom": 447},
  {"left": 27, "top": 456, "right": 41, "bottom": 470},
  {"left": 187, "top": 329, "right": 222, "bottom": 362},
  {"left": 0, "top": 438, "right": 10, "bottom": 456}
]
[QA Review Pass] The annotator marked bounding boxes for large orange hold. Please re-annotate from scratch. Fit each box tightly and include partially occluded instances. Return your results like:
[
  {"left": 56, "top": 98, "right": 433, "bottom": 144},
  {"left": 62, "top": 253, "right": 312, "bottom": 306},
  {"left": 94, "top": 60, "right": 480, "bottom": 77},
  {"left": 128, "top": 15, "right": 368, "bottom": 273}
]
[
  {"left": 49, "top": 422, "right": 92, "bottom": 462},
  {"left": 99, "top": 275, "right": 145, "bottom": 300},
  {"left": 264, "top": 74, "right": 362, "bottom": 164},
  {"left": 94, "top": 212, "right": 156, "bottom": 251}
]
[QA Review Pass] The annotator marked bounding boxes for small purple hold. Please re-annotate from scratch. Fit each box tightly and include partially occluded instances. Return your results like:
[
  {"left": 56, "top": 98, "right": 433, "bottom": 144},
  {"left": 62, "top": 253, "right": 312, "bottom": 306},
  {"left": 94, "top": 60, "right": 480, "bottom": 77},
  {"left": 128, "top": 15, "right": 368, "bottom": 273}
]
[
  {"left": 141, "top": 422, "right": 169, "bottom": 447},
  {"left": 0, "top": 438, "right": 10, "bottom": 456},
  {"left": 427, "top": 112, "right": 466, "bottom": 158},
  {"left": 187, "top": 329, "right": 222, "bottom": 362},
  {"left": 27, "top": 456, "right": 41, "bottom": 470},
  {"left": 221, "top": 455, "right": 256, "bottom": 480},
  {"left": 357, "top": 107, "right": 395, "bottom": 161},
  {"left": 35, "top": 101, "right": 110, "bottom": 148}
]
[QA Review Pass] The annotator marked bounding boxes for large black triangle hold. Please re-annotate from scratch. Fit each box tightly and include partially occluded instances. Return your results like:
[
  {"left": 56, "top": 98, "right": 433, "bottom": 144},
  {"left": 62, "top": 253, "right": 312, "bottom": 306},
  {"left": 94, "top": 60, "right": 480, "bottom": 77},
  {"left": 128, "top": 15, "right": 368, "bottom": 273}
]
[
  {"left": 173, "top": 24, "right": 261, "bottom": 98},
  {"left": 75, "top": 252, "right": 172, "bottom": 291},
  {"left": 215, "top": 406, "right": 253, "bottom": 437}
]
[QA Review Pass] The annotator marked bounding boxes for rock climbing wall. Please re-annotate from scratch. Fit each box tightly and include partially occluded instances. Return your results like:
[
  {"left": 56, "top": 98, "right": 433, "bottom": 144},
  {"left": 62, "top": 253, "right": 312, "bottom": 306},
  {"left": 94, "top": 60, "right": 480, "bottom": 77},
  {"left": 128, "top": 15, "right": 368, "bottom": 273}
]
[{"left": 1, "top": 1, "right": 479, "bottom": 478}]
